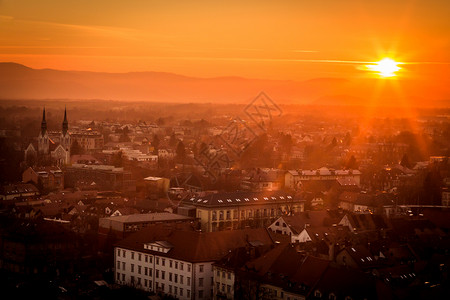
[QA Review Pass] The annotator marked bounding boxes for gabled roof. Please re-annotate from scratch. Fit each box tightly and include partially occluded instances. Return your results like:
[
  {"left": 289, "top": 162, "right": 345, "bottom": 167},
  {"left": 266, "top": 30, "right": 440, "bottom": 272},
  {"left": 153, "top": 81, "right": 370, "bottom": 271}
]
[
  {"left": 278, "top": 210, "right": 343, "bottom": 234},
  {"left": 340, "top": 245, "right": 378, "bottom": 269},
  {"left": 115, "top": 226, "right": 274, "bottom": 263},
  {"left": 242, "top": 243, "right": 330, "bottom": 295},
  {"left": 312, "top": 266, "right": 379, "bottom": 300}
]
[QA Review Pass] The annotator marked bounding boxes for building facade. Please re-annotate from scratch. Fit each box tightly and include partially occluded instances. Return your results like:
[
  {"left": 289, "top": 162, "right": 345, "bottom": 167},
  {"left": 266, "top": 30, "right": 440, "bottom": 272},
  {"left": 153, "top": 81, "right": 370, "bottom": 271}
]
[{"left": 182, "top": 191, "right": 304, "bottom": 232}]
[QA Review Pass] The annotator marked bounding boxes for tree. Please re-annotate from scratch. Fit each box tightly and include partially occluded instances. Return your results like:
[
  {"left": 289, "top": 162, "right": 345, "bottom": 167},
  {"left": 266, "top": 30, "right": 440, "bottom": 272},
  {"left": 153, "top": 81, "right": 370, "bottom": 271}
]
[
  {"left": 346, "top": 155, "right": 358, "bottom": 169},
  {"left": 169, "top": 133, "right": 177, "bottom": 148},
  {"left": 70, "top": 140, "right": 84, "bottom": 155},
  {"left": 152, "top": 134, "right": 160, "bottom": 149},
  {"left": 400, "top": 154, "right": 411, "bottom": 168},
  {"left": 176, "top": 141, "right": 186, "bottom": 162},
  {"left": 344, "top": 132, "right": 352, "bottom": 146},
  {"left": 112, "top": 150, "right": 124, "bottom": 167}
]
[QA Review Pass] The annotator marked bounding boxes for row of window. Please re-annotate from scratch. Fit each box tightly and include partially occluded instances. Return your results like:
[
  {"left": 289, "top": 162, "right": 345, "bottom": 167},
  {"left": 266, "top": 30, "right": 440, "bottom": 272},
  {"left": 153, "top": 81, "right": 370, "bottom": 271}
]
[
  {"left": 116, "top": 272, "right": 196, "bottom": 298},
  {"left": 211, "top": 208, "right": 279, "bottom": 221},
  {"left": 156, "top": 282, "right": 191, "bottom": 298},
  {"left": 216, "top": 282, "right": 232, "bottom": 294},
  {"left": 116, "top": 249, "right": 192, "bottom": 272},
  {"left": 216, "top": 269, "right": 232, "bottom": 280}
]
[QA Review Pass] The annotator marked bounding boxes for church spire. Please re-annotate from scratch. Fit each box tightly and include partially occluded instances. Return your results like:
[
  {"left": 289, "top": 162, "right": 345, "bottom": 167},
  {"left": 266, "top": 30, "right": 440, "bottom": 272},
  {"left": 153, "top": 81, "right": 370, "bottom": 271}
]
[
  {"left": 62, "top": 106, "right": 69, "bottom": 135},
  {"left": 41, "top": 107, "right": 47, "bottom": 135}
]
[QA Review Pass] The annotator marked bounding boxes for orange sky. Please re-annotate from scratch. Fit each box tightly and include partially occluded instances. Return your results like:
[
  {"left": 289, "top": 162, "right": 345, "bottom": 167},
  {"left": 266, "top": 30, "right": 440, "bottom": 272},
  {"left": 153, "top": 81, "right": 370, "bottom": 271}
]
[{"left": 0, "top": 0, "right": 449, "bottom": 88}]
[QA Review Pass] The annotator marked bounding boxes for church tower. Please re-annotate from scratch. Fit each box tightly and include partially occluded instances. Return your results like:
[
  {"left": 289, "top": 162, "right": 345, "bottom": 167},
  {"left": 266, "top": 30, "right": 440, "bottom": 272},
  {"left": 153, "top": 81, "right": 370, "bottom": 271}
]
[
  {"left": 38, "top": 107, "right": 49, "bottom": 155},
  {"left": 60, "top": 106, "right": 71, "bottom": 152}
]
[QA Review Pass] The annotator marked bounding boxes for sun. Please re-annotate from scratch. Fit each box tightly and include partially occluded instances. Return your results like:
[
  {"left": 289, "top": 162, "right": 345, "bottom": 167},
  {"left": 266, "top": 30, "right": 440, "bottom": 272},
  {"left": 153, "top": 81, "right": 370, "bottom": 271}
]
[{"left": 367, "top": 58, "right": 401, "bottom": 77}]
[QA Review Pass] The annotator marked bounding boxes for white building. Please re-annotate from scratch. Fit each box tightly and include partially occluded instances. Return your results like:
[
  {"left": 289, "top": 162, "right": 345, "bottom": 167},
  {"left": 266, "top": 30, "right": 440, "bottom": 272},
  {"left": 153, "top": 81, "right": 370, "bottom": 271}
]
[
  {"left": 285, "top": 167, "right": 361, "bottom": 190},
  {"left": 114, "top": 226, "right": 274, "bottom": 299}
]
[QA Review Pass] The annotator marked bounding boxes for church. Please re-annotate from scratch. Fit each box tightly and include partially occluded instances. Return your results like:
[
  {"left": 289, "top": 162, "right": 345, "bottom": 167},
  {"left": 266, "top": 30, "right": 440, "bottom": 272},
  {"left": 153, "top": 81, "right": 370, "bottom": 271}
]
[{"left": 24, "top": 108, "right": 71, "bottom": 166}]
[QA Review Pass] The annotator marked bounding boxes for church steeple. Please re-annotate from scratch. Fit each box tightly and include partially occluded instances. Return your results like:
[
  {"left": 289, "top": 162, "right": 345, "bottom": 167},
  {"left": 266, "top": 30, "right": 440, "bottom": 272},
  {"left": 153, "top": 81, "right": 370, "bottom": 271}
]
[
  {"left": 41, "top": 107, "right": 47, "bottom": 135},
  {"left": 62, "top": 106, "right": 68, "bottom": 135}
]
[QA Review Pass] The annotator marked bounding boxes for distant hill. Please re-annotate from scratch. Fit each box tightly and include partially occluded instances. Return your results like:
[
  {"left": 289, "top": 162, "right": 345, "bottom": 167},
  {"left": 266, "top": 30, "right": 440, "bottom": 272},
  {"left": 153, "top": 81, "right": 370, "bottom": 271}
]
[{"left": 0, "top": 62, "right": 448, "bottom": 107}]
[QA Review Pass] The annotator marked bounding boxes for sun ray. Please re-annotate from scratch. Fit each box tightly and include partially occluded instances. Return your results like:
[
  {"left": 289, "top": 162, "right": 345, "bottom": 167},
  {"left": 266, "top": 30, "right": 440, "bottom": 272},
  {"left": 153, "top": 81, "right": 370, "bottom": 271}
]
[{"left": 366, "top": 58, "right": 401, "bottom": 77}]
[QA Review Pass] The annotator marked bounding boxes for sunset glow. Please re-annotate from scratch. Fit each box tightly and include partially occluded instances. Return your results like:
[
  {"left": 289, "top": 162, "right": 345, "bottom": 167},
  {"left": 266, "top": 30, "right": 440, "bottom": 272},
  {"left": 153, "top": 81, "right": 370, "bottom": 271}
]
[
  {"left": 0, "top": 0, "right": 449, "bottom": 106},
  {"left": 367, "top": 58, "right": 401, "bottom": 77}
]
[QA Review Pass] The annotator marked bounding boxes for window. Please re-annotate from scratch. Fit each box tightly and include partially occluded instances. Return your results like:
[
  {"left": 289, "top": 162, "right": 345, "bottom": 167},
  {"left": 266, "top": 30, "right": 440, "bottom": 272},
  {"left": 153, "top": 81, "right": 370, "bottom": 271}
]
[
  {"left": 117, "top": 272, "right": 120, "bottom": 280},
  {"left": 117, "top": 261, "right": 120, "bottom": 270},
  {"left": 188, "top": 264, "right": 191, "bottom": 272},
  {"left": 156, "top": 257, "right": 159, "bottom": 265},
  {"left": 222, "top": 271, "right": 225, "bottom": 278},
  {"left": 199, "top": 265, "right": 204, "bottom": 272},
  {"left": 227, "top": 285, "right": 231, "bottom": 293},
  {"left": 175, "top": 274, "right": 178, "bottom": 283},
  {"left": 216, "top": 282, "right": 220, "bottom": 290},
  {"left": 198, "top": 290, "right": 204, "bottom": 298},
  {"left": 145, "top": 255, "right": 148, "bottom": 263},
  {"left": 199, "top": 278, "right": 204, "bottom": 287},
  {"left": 187, "top": 290, "right": 190, "bottom": 298},
  {"left": 131, "top": 264, "right": 134, "bottom": 272},
  {"left": 174, "top": 286, "right": 178, "bottom": 295},
  {"left": 226, "top": 210, "right": 231, "bottom": 220},
  {"left": 222, "top": 283, "right": 225, "bottom": 292},
  {"left": 180, "top": 275, "right": 184, "bottom": 284},
  {"left": 144, "top": 279, "right": 148, "bottom": 287},
  {"left": 131, "top": 252, "right": 135, "bottom": 259},
  {"left": 227, "top": 272, "right": 231, "bottom": 279},
  {"left": 162, "top": 258, "right": 165, "bottom": 266},
  {"left": 150, "top": 268, "right": 153, "bottom": 276},
  {"left": 161, "top": 271, "right": 165, "bottom": 280},
  {"left": 145, "top": 267, "right": 148, "bottom": 276},
  {"left": 233, "top": 210, "right": 238, "bottom": 219},
  {"left": 212, "top": 211, "right": 217, "bottom": 221},
  {"left": 187, "top": 277, "right": 191, "bottom": 286},
  {"left": 175, "top": 261, "right": 178, "bottom": 269},
  {"left": 131, "top": 276, "right": 135, "bottom": 284},
  {"left": 180, "top": 263, "right": 184, "bottom": 271},
  {"left": 137, "top": 277, "right": 141, "bottom": 286},
  {"left": 161, "top": 283, "right": 165, "bottom": 291},
  {"left": 122, "top": 262, "right": 125, "bottom": 270},
  {"left": 219, "top": 211, "right": 224, "bottom": 220},
  {"left": 117, "top": 249, "right": 120, "bottom": 256},
  {"left": 169, "top": 285, "right": 172, "bottom": 294},
  {"left": 217, "top": 270, "right": 220, "bottom": 276},
  {"left": 180, "top": 288, "right": 183, "bottom": 296},
  {"left": 138, "top": 253, "right": 142, "bottom": 261},
  {"left": 123, "top": 250, "right": 126, "bottom": 257},
  {"left": 156, "top": 270, "right": 159, "bottom": 278},
  {"left": 122, "top": 274, "right": 125, "bottom": 281},
  {"left": 169, "top": 273, "right": 172, "bottom": 281},
  {"left": 149, "top": 256, "right": 153, "bottom": 263},
  {"left": 170, "top": 260, "right": 173, "bottom": 268}
]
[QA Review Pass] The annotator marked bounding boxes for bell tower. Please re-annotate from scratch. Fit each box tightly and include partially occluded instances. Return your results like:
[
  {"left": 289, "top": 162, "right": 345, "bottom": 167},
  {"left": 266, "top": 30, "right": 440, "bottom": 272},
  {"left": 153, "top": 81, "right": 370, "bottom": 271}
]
[
  {"left": 60, "top": 106, "right": 71, "bottom": 152},
  {"left": 38, "top": 107, "right": 49, "bottom": 154}
]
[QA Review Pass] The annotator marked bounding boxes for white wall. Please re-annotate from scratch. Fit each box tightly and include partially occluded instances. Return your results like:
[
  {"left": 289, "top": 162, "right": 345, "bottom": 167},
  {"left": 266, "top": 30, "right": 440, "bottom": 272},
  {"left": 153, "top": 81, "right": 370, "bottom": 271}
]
[{"left": 114, "top": 246, "right": 214, "bottom": 299}]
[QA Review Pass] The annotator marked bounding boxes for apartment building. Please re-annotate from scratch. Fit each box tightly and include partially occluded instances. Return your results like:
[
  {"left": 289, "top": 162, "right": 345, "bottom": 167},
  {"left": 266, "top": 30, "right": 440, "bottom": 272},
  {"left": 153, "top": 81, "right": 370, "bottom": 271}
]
[
  {"left": 114, "top": 225, "right": 274, "bottom": 299},
  {"left": 182, "top": 191, "right": 305, "bottom": 232}
]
